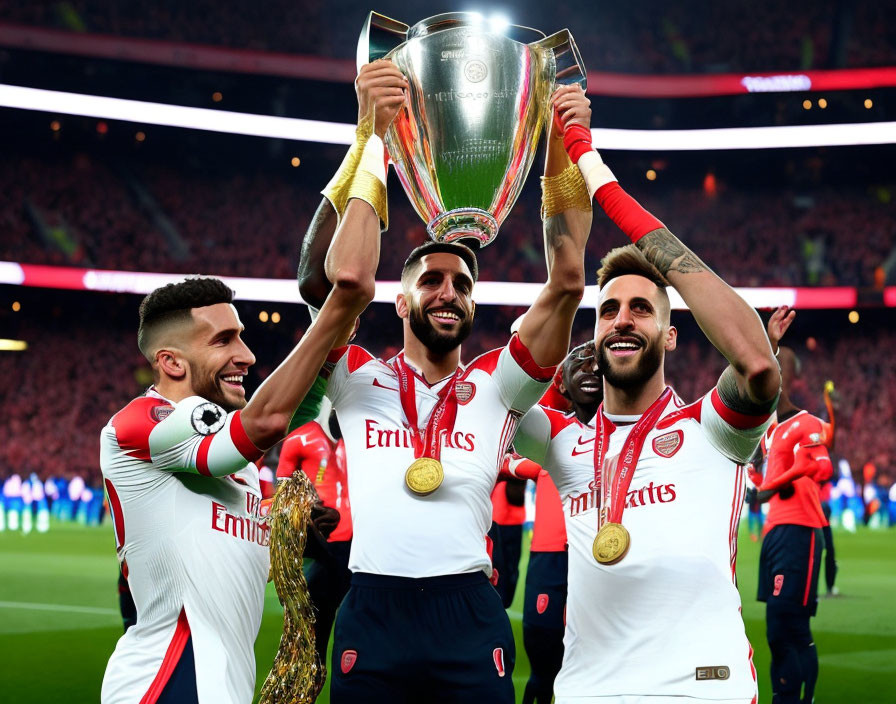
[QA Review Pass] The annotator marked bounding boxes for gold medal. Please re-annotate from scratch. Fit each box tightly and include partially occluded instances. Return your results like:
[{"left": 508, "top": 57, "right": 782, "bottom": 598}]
[
  {"left": 405, "top": 457, "right": 444, "bottom": 496},
  {"left": 592, "top": 522, "right": 630, "bottom": 565}
]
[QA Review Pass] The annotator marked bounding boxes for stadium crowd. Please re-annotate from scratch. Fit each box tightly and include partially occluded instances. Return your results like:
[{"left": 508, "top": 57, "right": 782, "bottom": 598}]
[
  {"left": 0, "top": 297, "right": 893, "bottom": 502},
  {"left": 2, "top": 152, "right": 894, "bottom": 288},
  {"left": 1, "top": 0, "right": 894, "bottom": 73}
]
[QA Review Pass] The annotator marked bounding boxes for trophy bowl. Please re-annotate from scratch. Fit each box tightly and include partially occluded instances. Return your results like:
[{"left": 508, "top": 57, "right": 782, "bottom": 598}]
[{"left": 359, "top": 12, "right": 586, "bottom": 247}]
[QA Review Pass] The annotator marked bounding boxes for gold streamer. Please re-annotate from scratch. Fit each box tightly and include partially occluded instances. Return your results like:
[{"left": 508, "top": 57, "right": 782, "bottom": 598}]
[
  {"left": 540, "top": 163, "right": 592, "bottom": 220},
  {"left": 259, "top": 471, "right": 324, "bottom": 704}
]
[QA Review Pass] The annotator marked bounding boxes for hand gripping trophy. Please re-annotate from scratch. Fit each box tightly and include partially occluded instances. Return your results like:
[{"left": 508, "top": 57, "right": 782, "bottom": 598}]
[{"left": 359, "top": 11, "right": 586, "bottom": 246}]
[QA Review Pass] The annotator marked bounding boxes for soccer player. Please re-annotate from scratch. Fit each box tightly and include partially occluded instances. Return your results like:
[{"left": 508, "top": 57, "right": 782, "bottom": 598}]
[
  {"left": 489, "top": 474, "right": 527, "bottom": 608},
  {"left": 99, "top": 275, "right": 369, "bottom": 704},
  {"left": 512, "top": 342, "right": 602, "bottom": 704},
  {"left": 276, "top": 410, "right": 352, "bottom": 671},
  {"left": 752, "top": 317, "right": 833, "bottom": 704},
  {"left": 296, "top": 61, "right": 593, "bottom": 703},
  {"left": 513, "top": 107, "right": 781, "bottom": 702}
]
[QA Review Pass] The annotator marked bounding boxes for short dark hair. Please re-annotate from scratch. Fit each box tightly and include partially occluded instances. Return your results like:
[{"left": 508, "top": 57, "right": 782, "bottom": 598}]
[
  {"left": 597, "top": 245, "right": 669, "bottom": 290},
  {"left": 137, "top": 277, "right": 234, "bottom": 359},
  {"left": 402, "top": 241, "right": 479, "bottom": 284}
]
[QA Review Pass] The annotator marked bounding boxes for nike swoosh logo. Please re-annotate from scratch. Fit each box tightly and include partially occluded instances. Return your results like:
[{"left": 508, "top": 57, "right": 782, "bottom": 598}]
[
  {"left": 577, "top": 435, "right": 595, "bottom": 445},
  {"left": 372, "top": 378, "right": 398, "bottom": 392},
  {"left": 571, "top": 447, "right": 593, "bottom": 457}
]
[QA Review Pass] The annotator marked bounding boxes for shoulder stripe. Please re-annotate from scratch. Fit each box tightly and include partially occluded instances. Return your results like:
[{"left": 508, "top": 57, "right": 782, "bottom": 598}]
[
  {"left": 111, "top": 397, "right": 170, "bottom": 461},
  {"left": 656, "top": 399, "right": 702, "bottom": 429},
  {"left": 463, "top": 347, "right": 502, "bottom": 377},
  {"left": 710, "top": 388, "right": 772, "bottom": 430},
  {"left": 543, "top": 407, "right": 580, "bottom": 439}
]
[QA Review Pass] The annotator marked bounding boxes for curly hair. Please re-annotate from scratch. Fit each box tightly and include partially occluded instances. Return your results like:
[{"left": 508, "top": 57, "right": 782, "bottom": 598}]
[{"left": 137, "top": 277, "right": 234, "bottom": 360}]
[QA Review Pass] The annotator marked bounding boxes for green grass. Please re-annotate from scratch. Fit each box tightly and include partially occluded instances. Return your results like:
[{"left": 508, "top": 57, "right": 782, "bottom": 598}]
[{"left": 1, "top": 521, "right": 894, "bottom": 702}]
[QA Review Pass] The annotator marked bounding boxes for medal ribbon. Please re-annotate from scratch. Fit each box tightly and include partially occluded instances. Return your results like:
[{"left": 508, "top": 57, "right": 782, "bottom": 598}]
[
  {"left": 593, "top": 387, "right": 672, "bottom": 527},
  {"left": 392, "top": 353, "right": 461, "bottom": 461}
]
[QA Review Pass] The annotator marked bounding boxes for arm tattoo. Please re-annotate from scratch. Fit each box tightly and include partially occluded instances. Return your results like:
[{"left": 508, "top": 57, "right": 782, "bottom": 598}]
[
  {"left": 717, "top": 365, "right": 779, "bottom": 416},
  {"left": 636, "top": 228, "right": 708, "bottom": 276},
  {"left": 543, "top": 214, "right": 566, "bottom": 251}
]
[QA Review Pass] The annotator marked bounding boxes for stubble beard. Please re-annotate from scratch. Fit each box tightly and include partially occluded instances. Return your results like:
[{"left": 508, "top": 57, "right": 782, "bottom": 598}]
[{"left": 597, "top": 335, "right": 664, "bottom": 392}]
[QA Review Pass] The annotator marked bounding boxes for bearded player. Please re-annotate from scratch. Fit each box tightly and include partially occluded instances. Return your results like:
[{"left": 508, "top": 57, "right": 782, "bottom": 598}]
[
  {"left": 297, "top": 60, "right": 593, "bottom": 703},
  {"left": 505, "top": 342, "right": 602, "bottom": 704},
  {"left": 513, "top": 99, "right": 781, "bottom": 702},
  {"left": 99, "top": 275, "right": 369, "bottom": 704}
]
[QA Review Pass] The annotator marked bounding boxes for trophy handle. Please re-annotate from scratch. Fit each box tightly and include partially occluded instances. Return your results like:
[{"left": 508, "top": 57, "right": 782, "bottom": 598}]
[
  {"left": 357, "top": 11, "right": 409, "bottom": 70},
  {"left": 531, "top": 30, "right": 587, "bottom": 90}
]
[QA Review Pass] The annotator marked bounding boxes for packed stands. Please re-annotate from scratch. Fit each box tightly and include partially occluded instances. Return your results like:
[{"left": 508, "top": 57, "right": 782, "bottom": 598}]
[{"left": 2, "top": 0, "right": 895, "bottom": 73}]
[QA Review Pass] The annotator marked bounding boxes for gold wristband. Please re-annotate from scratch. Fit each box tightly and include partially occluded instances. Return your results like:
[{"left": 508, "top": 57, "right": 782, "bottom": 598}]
[
  {"left": 346, "top": 170, "right": 389, "bottom": 231},
  {"left": 320, "top": 110, "right": 377, "bottom": 220},
  {"left": 540, "top": 163, "right": 592, "bottom": 220}
]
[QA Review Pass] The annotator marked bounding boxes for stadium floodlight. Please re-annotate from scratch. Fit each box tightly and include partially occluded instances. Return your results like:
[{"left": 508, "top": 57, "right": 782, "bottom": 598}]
[
  {"left": 0, "top": 260, "right": 861, "bottom": 311},
  {"left": 0, "top": 339, "right": 28, "bottom": 351},
  {"left": 488, "top": 14, "right": 511, "bottom": 34},
  {"left": 1, "top": 84, "right": 895, "bottom": 150}
]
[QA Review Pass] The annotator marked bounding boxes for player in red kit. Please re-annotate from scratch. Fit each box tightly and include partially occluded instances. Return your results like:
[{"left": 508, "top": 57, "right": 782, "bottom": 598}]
[
  {"left": 277, "top": 411, "right": 352, "bottom": 671},
  {"left": 753, "top": 309, "right": 833, "bottom": 704}
]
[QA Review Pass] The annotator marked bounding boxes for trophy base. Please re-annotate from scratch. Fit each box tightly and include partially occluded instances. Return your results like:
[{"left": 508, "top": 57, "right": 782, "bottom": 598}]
[{"left": 427, "top": 208, "right": 498, "bottom": 248}]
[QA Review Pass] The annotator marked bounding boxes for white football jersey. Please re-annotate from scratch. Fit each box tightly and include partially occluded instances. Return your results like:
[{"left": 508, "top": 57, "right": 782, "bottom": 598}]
[
  {"left": 515, "top": 387, "right": 771, "bottom": 703},
  {"left": 324, "top": 335, "right": 553, "bottom": 578},
  {"left": 99, "top": 388, "right": 269, "bottom": 704}
]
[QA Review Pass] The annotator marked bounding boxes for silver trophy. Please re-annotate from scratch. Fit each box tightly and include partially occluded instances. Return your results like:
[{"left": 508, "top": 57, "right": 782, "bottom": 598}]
[{"left": 358, "top": 12, "right": 586, "bottom": 247}]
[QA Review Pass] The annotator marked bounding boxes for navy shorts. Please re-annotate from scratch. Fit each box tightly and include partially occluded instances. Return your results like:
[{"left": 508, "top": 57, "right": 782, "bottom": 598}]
[
  {"left": 522, "top": 550, "right": 568, "bottom": 631},
  {"left": 758, "top": 524, "right": 823, "bottom": 616},
  {"left": 331, "top": 571, "right": 515, "bottom": 704}
]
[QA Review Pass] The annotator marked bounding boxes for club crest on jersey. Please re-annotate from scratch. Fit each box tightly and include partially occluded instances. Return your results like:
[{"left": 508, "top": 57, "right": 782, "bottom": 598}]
[
  {"left": 341, "top": 649, "right": 358, "bottom": 674},
  {"left": 493, "top": 647, "right": 506, "bottom": 677},
  {"left": 536, "top": 593, "right": 549, "bottom": 614},
  {"left": 455, "top": 381, "right": 476, "bottom": 404},
  {"left": 773, "top": 574, "right": 784, "bottom": 596},
  {"left": 652, "top": 430, "right": 683, "bottom": 458},
  {"left": 191, "top": 402, "right": 226, "bottom": 435},
  {"left": 151, "top": 405, "right": 174, "bottom": 422}
]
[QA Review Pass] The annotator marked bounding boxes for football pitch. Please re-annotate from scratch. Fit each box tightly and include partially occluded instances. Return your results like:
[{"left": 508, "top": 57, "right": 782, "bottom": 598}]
[{"left": 1, "top": 522, "right": 893, "bottom": 703}]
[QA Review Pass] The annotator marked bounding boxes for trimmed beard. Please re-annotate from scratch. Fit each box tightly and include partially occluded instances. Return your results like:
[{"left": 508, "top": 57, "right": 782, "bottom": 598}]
[
  {"left": 408, "top": 305, "right": 473, "bottom": 356},
  {"left": 191, "top": 364, "right": 247, "bottom": 413},
  {"left": 597, "top": 335, "right": 664, "bottom": 391}
]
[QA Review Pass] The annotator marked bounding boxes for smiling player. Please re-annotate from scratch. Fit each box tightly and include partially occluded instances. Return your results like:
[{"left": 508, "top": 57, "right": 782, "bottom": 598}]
[
  {"left": 513, "top": 95, "right": 781, "bottom": 703},
  {"left": 99, "top": 274, "right": 369, "bottom": 704},
  {"left": 296, "top": 63, "right": 594, "bottom": 703}
]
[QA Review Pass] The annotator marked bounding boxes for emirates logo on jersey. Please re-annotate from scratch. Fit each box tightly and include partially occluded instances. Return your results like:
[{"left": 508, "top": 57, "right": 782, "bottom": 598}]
[
  {"left": 652, "top": 430, "right": 683, "bottom": 458},
  {"left": 455, "top": 381, "right": 476, "bottom": 404}
]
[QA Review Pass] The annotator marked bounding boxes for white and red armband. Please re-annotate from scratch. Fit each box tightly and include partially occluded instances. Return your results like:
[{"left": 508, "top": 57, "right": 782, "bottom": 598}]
[
  {"left": 563, "top": 123, "right": 665, "bottom": 244},
  {"left": 148, "top": 396, "right": 263, "bottom": 477}
]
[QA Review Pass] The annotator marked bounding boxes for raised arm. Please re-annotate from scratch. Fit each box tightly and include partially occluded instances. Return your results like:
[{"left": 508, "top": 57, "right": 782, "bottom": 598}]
[
  {"left": 566, "top": 122, "right": 780, "bottom": 413},
  {"left": 297, "top": 60, "right": 408, "bottom": 309},
  {"left": 517, "top": 85, "right": 593, "bottom": 367}
]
